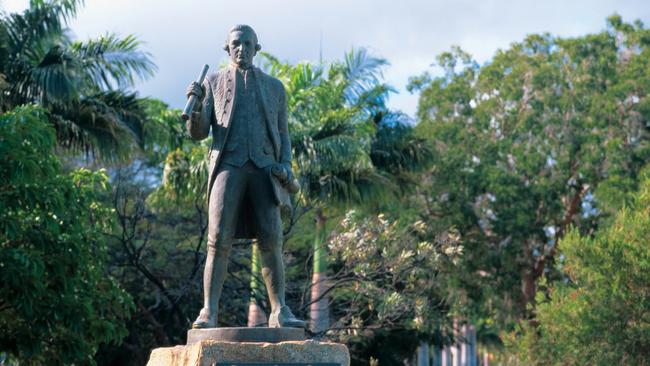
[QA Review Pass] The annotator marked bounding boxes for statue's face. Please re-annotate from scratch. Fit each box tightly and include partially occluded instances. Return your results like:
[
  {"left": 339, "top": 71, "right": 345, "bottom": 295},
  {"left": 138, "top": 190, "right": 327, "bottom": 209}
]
[{"left": 227, "top": 30, "right": 256, "bottom": 69}]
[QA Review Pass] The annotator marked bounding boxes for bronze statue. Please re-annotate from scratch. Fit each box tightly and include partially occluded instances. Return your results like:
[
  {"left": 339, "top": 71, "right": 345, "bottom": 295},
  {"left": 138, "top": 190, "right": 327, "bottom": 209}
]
[{"left": 185, "top": 24, "right": 305, "bottom": 329}]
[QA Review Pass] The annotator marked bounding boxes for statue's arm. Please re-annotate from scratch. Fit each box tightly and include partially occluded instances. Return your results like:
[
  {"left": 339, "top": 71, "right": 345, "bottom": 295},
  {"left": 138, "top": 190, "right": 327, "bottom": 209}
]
[
  {"left": 278, "top": 83, "right": 292, "bottom": 168},
  {"left": 186, "top": 77, "right": 214, "bottom": 140}
]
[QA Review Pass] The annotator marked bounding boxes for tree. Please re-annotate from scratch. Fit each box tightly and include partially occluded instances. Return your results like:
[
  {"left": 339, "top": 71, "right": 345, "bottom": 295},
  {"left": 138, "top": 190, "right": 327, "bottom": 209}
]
[
  {"left": 0, "top": 106, "right": 133, "bottom": 365},
  {"left": 0, "top": 0, "right": 156, "bottom": 160},
  {"left": 511, "top": 167, "right": 650, "bottom": 365},
  {"left": 409, "top": 15, "right": 650, "bottom": 328}
]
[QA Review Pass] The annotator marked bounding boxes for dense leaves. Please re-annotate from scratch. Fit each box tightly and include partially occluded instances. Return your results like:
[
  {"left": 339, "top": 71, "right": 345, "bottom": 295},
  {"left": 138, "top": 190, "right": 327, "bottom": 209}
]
[
  {"left": 410, "top": 15, "right": 650, "bottom": 327},
  {"left": 511, "top": 169, "right": 650, "bottom": 365},
  {"left": 328, "top": 211, "right": 462, "bottom": 335},
  {"left": 0, "top": 0, "right": 156, "bottom": 160},
  {"left": 0, "top": 106, "right": 133, "bottom": 365}
]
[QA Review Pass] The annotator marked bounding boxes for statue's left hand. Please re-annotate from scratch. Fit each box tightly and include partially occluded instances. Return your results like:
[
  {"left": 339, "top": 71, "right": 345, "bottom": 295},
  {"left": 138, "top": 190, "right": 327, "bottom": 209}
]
[
  {"left": 271, "top": 163, "right": 298, "bottom": 193},
  {"left": 271, "top": 163, "right": 290, "bottom": 184},
  {"left": 281, "top": 163, "right": 294, "bottom": 185}
]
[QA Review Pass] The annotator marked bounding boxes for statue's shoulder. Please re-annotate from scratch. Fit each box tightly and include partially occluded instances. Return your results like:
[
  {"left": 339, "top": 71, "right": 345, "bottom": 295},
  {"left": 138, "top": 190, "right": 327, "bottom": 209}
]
[
  {"left": 204, "top": 68, "right": 229, "bottom": 93},
  {"left": 217, "top": 67, "right": 231, "bottom": 78},
  {"left": 255, "top": 68, "right": 283, "bottom": 88}
]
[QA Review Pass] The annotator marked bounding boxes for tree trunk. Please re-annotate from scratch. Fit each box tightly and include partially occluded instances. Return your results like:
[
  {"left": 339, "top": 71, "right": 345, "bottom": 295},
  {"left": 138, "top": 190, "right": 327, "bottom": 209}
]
[
  {"left": 310, "top": 209, "right": 330, "bottom": 334},
  {"left": 521, "top": 269, "right": 537, "bottom": 307},
  {"left": 432, "top": 345, "right": 442, "bottom": 366},
  {"left": 468, "top": 325, "right": 477, "bottom": 366},
  {"left": 441, "top": 346, "right": 451, "bottom": 366},
  {"left": 452, "top": 318, "right": 460, "bottom": 366},
  {"left": 450, "top": 319, "right": 480, "bottom": 366},
  {"left": 417, "top": 341, "right": 430, "bottom": 366},
  {"left": 460, "top": 323, "right": 467, "bottom": 366},
  {"left": 247, "top": 243, "right": 267, "bottom": 327}
]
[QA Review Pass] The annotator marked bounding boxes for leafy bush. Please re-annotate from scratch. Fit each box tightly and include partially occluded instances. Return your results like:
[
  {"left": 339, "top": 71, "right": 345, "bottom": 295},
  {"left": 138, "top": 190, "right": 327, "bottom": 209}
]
[
  {"left": 510, "top": 171, "right": 650, "bottom": 365},
  {"left": 0, "top": 106, "right": 133, "bottom": 365}
]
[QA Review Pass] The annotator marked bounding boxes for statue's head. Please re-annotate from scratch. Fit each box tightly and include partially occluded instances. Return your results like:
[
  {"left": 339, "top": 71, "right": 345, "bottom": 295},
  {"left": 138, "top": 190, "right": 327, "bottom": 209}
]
[{"left": 223, "top": 24, "right": 261, "bottom": 69}]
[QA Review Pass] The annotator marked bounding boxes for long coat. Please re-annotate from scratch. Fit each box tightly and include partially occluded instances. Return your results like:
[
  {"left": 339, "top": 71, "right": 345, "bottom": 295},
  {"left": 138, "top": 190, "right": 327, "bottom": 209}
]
[{"left": 186, "top": 65, "right": 292, "bottom": 239}]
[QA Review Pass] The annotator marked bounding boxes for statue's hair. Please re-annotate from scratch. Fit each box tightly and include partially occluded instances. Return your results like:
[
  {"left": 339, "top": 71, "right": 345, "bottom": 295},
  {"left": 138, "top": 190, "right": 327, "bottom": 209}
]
[{"left": 223, "top": 24, "right": 262, "bottom": 53}]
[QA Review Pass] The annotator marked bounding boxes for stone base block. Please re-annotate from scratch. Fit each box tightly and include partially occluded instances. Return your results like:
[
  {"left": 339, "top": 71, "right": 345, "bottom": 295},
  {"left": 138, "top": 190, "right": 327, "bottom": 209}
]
[
  {"left": 187, "top": 327, "right": 305, "bottom": 344},
  {"left": 146, "top": 340, "right": 350, "bottom": 366}
]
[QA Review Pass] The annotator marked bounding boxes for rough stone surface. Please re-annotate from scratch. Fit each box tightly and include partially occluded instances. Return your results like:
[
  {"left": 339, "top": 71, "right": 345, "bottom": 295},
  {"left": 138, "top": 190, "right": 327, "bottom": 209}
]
[
  {"left": 187, "top": 327, "right": 305, "bottom": 344},
  {"left": 146, "top": 340, "right": 350, "bottom": 366}
]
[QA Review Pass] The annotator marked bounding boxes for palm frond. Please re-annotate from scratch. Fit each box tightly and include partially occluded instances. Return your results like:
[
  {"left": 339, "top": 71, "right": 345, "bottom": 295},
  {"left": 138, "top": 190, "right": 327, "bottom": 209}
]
[
  {"left": 51, "top": 91, "right": 148, "bottom": 160},
  {"left": 261, "top": 49, "right": 416, "bottom": 207},
  {"left": 297, "top": 133, "right": 373, "bottom": 178},
  {"left": 258, "top": 52, "right": 288, "bottom": 79},
  {"left": 287, "top": 63, "right": 323, "bottom": 92},
  {"left": 355, "top": 83, "right": 396, "bottom": 117},
  {"left": 371, "top": 115, "right": 433, "bottom": 175},
  {"left": 0, "top": 1, "right": 157, "bottom": 161},
  {"left": 30, "top": 45, "right": 80, "bottom": 102},
  {"left": 29, "top": 0, "right": 83, "bottom": 23},
  {"left": 3, "top": 0, "right": 80, "bottom": 53},
  {"left": 310, "top": 167, "right": 395, "bottom": 206},
  {"left": 71, "top": 33, "right": 156, "bottom": 90},
  {"left": 338, "top": 48, "right": 390, "bottom": 105},
  {"left": 141, "top": 99, "right": 185, "bottom": 156}
]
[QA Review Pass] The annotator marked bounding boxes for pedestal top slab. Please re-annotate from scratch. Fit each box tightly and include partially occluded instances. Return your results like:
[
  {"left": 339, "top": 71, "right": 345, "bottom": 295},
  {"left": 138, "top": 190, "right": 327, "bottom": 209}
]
[{"left": 187, "top": 327, "right": 306, "bottom": 344}]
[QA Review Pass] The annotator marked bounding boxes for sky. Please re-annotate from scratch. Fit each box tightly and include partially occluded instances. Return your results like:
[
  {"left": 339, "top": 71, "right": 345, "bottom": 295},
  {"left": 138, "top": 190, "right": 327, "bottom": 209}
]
[{"left": 3, "top": 0, "right": 650, "bottom": 118}]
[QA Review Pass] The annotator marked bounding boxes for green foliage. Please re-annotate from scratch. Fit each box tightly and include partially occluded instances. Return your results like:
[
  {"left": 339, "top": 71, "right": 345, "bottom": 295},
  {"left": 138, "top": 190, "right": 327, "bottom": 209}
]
[
  {"left": 0, "top": 0, "right": 156, "bottom": 160},
  {"left": 510, "top": 172, "right": 650, "bottom": 365},
  {"left": 141, "top": 99, "right": 187, "bottom": 165},
  {"left": 0, "top": 106, "right": 133, "bottom": 365},
  {"left": 261, "top": 49, "right": 422, "bottom": 206},
  {"left": 410, "top": 16, "right": 650, "bottom": 327},
  {"left": 85, "top": 99, "right": 219, "bottom": 365},
  {"left": 143, "top": 99, "right": 209, "bottom": 208},
  {"left": 329, "top": 211, "right": 462, "bottom": 334},
  {"left": 150, "top": 144, "right": 209, "bottom": 208},
  {"left": 323, "top": 211, "right": 462, "bottom": 364}
]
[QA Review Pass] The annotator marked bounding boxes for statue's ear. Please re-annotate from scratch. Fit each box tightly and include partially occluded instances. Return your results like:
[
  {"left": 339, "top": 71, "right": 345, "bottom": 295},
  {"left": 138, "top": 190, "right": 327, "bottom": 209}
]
[
  {"left": 255, "top": 44, "right": 262, "bottom": 52},
  {"left": 223, "top": 42, "right": 230, "bottom": 53}
]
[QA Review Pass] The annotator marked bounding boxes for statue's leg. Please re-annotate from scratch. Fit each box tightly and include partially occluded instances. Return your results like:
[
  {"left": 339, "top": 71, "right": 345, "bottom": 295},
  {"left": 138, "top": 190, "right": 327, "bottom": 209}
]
[
  {"left": 194, "top": 164, "right": 246, "bottom": 329},
  {"left": 249, "top": 166, "right": 306, "bottom": 328}
]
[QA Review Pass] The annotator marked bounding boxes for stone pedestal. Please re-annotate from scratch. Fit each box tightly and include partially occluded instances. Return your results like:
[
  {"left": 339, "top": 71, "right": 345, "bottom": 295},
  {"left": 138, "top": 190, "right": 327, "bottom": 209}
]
[
  {"left": 146, "top": 340, "right": 350, "bottom": 366},
  {"left": 187, "top": 327, "right": 306, "bottom": 344}
]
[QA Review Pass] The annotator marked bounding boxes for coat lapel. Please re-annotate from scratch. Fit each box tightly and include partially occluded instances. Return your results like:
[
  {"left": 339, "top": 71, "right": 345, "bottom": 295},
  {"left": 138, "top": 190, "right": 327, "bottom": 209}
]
[
  {"left": 222, "top": 66, "right": 237, "bottom": 129},
  {"left": 207, "top": 66, "right": 238, "bottom": 206}
]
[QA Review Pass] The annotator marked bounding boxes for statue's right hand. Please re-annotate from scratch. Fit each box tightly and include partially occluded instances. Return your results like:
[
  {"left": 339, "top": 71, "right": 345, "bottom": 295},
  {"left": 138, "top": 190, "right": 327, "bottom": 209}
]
[{"left": 186, "top": 82, "right": 204, "bottom": 100}]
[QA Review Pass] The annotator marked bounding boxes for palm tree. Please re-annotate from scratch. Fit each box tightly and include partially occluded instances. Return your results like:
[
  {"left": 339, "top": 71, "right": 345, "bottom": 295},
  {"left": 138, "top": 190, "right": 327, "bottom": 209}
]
[
  {"left": 261, "top": 49, "right": 432, "bottom": 334},
  {"left": 0, "top": 0, "right": 156, "bottom": 160}
]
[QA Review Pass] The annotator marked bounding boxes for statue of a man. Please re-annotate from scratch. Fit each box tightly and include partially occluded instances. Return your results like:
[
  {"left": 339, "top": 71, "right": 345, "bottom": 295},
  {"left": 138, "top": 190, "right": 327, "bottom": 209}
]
[{"left": 185, "top": 24, "right": 305, "bottom": 329}]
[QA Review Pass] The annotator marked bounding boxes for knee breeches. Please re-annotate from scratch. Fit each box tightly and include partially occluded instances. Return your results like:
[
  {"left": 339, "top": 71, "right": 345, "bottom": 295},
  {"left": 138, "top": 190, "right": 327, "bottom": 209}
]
[{"left": 207, "top": 161, "right": 282, "bottom": 252}]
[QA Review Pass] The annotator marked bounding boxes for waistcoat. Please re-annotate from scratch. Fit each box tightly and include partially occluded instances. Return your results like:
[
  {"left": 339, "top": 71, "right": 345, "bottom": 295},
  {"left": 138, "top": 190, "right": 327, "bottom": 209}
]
[{"left": 221, "top": 68, "right": 275, "bottom": 168}]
